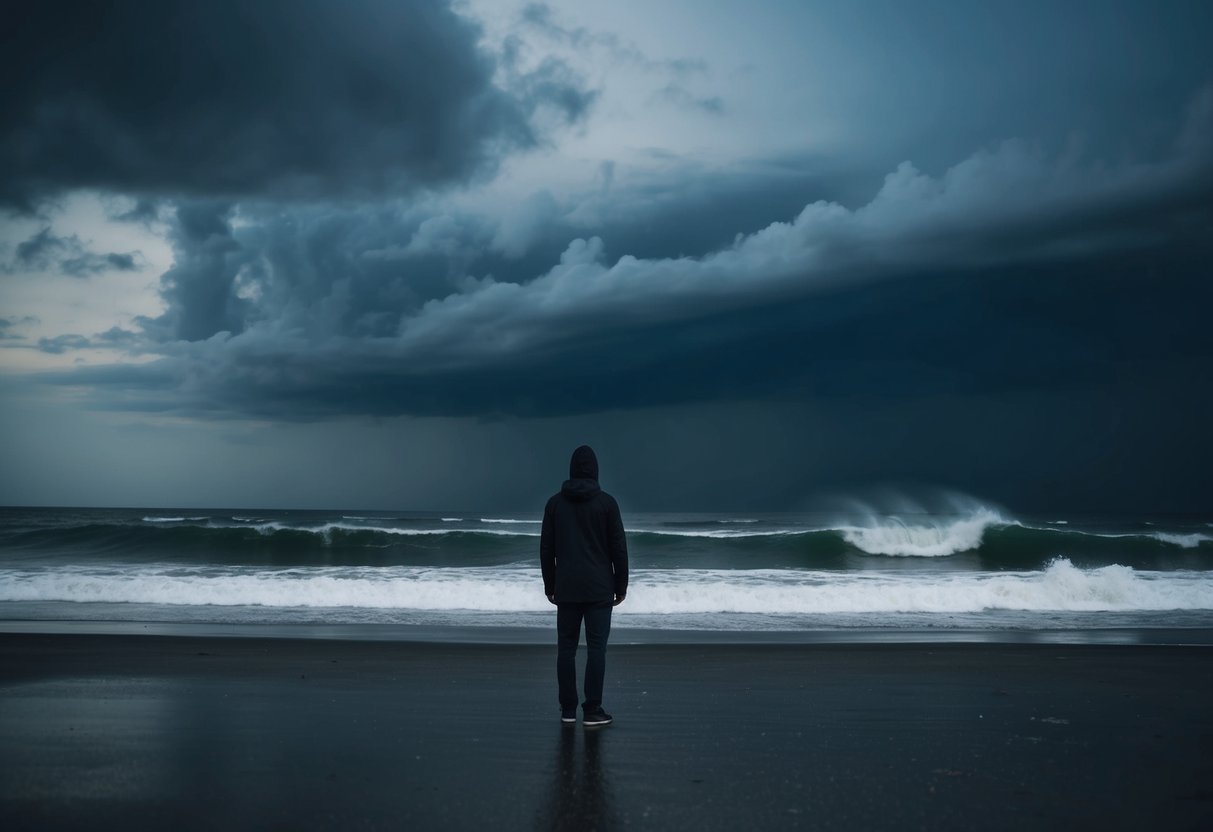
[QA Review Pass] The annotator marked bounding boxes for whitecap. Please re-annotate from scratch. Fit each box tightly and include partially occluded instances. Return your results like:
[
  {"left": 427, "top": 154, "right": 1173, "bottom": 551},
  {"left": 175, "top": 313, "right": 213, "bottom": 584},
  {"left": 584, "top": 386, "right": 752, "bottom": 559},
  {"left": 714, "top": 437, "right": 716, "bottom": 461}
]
[{"left": 839, "top": 507, "right": 1008, "bottom": 557}]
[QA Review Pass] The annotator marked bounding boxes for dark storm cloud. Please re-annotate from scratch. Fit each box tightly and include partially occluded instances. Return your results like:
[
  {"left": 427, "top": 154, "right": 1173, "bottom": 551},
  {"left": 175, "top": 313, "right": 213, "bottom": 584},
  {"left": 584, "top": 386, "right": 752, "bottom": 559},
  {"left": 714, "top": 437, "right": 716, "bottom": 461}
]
[
  {"left": 6, "top": 227, "right": 142, "bottom": 276},
  {"left": 0, "top": 0, "right": 593, "bottom": 209},
  {"left": 135, "top": 199, "right": 472, "bottom": 344},
  {"left": 37, "top": 89, "right": 1213, "bottom": 424},
  {"left": 140, "top": 202, "right": 248, "bottom": 343}
]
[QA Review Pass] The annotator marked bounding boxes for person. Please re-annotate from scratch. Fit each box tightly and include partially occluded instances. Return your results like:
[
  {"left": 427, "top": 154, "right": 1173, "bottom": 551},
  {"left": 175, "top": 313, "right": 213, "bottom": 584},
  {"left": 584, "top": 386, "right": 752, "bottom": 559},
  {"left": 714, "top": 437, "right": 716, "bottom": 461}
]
[{"left": 540, "top": 445, "right": 628, "bottom": 726}]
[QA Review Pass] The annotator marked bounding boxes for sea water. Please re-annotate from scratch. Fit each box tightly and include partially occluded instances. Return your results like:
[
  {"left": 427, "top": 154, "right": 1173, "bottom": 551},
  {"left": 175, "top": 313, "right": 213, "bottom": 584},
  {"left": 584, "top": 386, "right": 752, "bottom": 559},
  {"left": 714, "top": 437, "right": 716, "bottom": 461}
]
[{"left": 1, "top": 504, "right": 1212, "bottom": 637}]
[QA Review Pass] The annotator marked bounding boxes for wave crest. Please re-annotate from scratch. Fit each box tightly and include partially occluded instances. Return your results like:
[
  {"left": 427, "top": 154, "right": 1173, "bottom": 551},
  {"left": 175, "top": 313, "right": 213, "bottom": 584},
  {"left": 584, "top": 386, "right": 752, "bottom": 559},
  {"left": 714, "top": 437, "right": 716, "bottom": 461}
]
[{"left": 840, "top": 507, "right": 1008, "bottom": 556}]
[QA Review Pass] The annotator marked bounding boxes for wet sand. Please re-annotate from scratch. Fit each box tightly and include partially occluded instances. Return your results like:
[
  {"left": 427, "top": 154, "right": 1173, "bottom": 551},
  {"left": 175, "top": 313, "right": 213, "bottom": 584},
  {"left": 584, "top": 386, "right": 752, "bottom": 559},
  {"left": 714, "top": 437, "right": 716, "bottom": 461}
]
[{"left": 2, "top": 632, "right": 1212, "bottom": 830}]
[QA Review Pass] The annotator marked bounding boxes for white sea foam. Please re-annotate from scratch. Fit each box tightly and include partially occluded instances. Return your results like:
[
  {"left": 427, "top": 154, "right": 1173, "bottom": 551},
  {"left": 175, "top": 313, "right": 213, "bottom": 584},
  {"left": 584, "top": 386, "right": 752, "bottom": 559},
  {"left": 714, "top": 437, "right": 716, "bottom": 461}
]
[
  {"left": 839, "top": 507, "right": 1007, "bottom": 556},
  {"left": 1042, "top": 527, "right": 1211, "bottom": 548},
  {"left": 143, "top": 516, "right": 207, "bottom": 523},
  {"left": 3, "top": 559, "right": 1210, "bottom": 615},
  {"left": 1152, "top": 532, "right": 1210, "bottom": 549},
  {"left": 634, "top": 528, "right": 799, "bottom": 539},
  {"left": 479, "top": 518, "right": 540, "bottom": 524},
  {"left": 247, "top": 522, "right": 539, "bottom": 538}
]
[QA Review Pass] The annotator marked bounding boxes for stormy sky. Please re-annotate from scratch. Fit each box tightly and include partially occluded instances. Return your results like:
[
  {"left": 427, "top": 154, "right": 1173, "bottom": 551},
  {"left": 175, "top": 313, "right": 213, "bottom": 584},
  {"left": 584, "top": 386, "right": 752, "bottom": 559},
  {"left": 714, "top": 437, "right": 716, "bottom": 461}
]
[{"left": 1, "top": 0, "right": 1211, "bottom": 514}]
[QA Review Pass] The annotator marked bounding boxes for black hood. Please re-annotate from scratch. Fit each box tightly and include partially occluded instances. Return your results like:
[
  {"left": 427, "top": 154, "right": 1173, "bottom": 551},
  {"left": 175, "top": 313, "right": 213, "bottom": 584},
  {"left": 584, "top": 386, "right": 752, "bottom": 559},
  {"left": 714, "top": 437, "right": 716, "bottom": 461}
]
[
  {"left": 561, "top": 445, "right": 601, "bottom": 501},
  {"left": 568, "top": 445, "right": 599, "bottom": 481}
]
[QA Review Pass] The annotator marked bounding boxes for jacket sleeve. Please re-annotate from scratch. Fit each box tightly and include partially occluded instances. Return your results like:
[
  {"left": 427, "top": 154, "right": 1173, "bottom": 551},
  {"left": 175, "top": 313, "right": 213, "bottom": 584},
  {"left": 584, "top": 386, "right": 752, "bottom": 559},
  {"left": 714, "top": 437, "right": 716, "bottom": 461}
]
[
  {"left": 608, "top": 498, "right": 628, "bottom": 596},
  {"left": 539, "top": 498, "right": 556, "bottom": 596}
]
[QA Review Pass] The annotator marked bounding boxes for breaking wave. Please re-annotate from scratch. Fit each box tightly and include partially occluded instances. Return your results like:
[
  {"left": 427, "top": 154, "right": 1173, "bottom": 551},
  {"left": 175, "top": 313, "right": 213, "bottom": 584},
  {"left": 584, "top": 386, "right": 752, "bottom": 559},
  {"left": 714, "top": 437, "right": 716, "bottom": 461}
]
[
  {"left": 2, "top": 559, "right": 1210, "bottom": 615},
  {"left": 2, "top": 503, "right": 1210, "bottom": 572},
  {"left": 838, "top": 507, "right": 1008, "bottom": 556}
]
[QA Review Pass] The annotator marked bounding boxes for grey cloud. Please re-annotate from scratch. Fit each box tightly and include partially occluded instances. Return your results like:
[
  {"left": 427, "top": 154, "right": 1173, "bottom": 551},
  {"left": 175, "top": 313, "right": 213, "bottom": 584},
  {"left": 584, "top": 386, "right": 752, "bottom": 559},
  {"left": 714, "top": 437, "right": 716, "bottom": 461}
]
[
  {"left": 1, "top": 0, "right": 592, "bottom": 209},
  {"left": 59, "top": 250, "right": 140, "bottom": 277},
  {"left": 138, "top": 200, "right": 478, "bottom": 345},
  {"left": 490, "top": 191, "right": 561, "bottom": 258},
  {"left": 520, "top": 3, "right": 707, "bottom": 77},
  {"left": 360, "top": 215, "right": 483, "bottom": 265},
  {"left": 8, "top": 227, "right": 142, "bottom": 276},
  {"left": 498, "top": 45, "right": 598, "bottom": 129},
  {"left": 108, "top": 198, "right": 165, "bottom": 226},
  {"left": 138, "top": 202, "right": 249, "bottom": 342},
  {"left": 516, "top": 2, "right": 714, "bottom": 110},
  {"left": 36, "top": 334, "right": 91, "bottom": 354},
  {"left": 27, "top": 325, "right": 141, "bottom": 354},
  {"left": 0, "top": 315, "right": 37, "bottom": 341},
  {"left": 597, "top": 161, "right": 615, "bottom": 196},
  {"left": 656, "top": 84, "right": 724, "bottom": 115},
  {"left": 15, "top": 228, "right": 63, "bottom": 266},
  {"left": 95, "top": 326, "right": 141, "bottom": 347}
]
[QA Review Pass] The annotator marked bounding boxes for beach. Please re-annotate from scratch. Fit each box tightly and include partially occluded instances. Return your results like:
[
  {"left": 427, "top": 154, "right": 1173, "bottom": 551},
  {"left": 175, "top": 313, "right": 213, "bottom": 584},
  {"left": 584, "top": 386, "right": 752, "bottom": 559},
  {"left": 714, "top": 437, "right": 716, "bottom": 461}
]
[{"left": 2, "top": 632, "right": 1211, "bottom": 830}]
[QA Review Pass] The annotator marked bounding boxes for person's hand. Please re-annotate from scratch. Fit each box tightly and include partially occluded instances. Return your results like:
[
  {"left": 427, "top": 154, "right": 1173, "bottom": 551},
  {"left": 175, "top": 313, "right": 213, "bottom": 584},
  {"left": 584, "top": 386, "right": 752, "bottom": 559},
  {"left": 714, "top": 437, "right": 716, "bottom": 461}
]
[
  {"left": 547, "top": 594, "right": 557, "bottom": 605},
  {"left": 612, "top": 593, "right": 626, "bottom": 606}
]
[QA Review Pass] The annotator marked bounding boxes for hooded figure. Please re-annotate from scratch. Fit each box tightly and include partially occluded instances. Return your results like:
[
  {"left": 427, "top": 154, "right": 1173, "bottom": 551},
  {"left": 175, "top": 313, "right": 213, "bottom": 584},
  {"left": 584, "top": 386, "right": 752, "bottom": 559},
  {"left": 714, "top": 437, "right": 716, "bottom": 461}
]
[
  {"left": 541, "top": 445, "right": 628, "bottom": 602},
  {"left": 540, "top": 445, "right": 628, "bottom": 725}
]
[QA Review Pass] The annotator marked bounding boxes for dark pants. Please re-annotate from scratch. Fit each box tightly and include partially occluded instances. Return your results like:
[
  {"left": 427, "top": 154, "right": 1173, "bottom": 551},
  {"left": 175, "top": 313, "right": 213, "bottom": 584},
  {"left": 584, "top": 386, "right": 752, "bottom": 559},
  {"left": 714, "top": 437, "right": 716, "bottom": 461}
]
[{"left": 556, "top": 600, "right": 613, "bottom": 711}]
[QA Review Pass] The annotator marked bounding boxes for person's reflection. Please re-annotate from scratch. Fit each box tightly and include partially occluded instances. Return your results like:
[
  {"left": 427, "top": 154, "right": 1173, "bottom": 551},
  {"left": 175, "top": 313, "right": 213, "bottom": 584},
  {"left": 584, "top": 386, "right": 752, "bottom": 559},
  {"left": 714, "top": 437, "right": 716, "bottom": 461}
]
[{"left": 540, "top": 726, "right": 617, "bottom": 831}]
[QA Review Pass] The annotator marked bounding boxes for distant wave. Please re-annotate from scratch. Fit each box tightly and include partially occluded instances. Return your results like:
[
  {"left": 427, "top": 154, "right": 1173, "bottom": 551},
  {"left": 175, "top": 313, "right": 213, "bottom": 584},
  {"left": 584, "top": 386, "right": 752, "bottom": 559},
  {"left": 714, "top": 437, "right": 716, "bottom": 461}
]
[
  {"left": 1152, "top": 532, "right": 1210, "bottom": 549},
  {"left": 661, "top": 519, "right": 761, "bottom": 526},
  {"left": 3, "top": 510, "right": 1211, "bottom": 572},
  {"left": 247, "top": 521, "right": 539, "bottom": 539},
  {"left": 631, "top": 528, "right": 801, "bottom": 539},
  {"left": 3, "top": 559, "right": 1210, "bottom": 614}
]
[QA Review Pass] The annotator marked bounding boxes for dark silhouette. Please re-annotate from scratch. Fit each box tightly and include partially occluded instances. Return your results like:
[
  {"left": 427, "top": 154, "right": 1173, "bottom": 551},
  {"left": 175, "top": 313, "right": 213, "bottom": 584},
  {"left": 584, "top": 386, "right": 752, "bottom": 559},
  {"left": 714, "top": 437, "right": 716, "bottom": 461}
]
[{"left": 540, "top": 445, "right": 629, "bottom": 725}]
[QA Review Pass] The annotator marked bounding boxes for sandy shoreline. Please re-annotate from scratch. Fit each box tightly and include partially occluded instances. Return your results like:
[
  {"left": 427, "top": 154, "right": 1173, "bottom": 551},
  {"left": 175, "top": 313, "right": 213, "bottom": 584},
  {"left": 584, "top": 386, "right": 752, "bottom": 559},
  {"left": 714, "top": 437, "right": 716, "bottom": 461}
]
[{"left": 2, "top": 632, "right": 1212, "bottom": 830}]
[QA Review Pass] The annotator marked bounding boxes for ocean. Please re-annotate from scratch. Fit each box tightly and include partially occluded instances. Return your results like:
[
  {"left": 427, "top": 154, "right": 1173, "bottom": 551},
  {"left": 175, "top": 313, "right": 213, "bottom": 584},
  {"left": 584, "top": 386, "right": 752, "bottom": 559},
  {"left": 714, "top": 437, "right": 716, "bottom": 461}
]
[{"left": 2, "top": 503, "right": 1212, "bottom": 640}]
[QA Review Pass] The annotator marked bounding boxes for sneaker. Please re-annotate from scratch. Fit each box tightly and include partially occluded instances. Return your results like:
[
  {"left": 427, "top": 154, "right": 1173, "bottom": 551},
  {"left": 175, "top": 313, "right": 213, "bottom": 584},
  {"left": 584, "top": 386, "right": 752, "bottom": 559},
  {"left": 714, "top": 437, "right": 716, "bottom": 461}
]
[
  {"left": 583, "top": 708, "right": 613, "bottom": 726},
  {"left": 561, "top": 708, "right": 577, "bottom": 724}
]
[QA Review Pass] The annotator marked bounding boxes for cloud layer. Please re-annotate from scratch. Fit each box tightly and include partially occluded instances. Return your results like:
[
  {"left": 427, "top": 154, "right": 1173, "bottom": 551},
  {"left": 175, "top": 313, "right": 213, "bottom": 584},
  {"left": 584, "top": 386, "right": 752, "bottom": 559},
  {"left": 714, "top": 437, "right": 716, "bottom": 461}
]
[
  {"left": 36, "top": 89, "right": 1213, "bottom": 419},
  {"left": 1, "top": 0, "right": 592, "bottom": 208}
]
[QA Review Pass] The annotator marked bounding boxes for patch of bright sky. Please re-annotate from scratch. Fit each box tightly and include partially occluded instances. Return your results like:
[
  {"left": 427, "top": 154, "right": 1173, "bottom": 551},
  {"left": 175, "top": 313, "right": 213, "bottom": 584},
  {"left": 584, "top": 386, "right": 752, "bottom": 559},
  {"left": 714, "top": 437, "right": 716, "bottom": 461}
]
[
  {"left": 0, "top": 193, "right": 171, "bottom": 372},
  {"left": 457, "top": 0, "right": 850, "bottom": 209}
]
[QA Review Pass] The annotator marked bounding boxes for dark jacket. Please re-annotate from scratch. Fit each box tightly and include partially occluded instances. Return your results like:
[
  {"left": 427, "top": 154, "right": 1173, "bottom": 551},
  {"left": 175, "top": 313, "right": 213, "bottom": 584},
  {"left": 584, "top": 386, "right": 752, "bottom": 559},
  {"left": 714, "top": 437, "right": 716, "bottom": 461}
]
[{"left": 540, "top": 446, "right": 629, "bottom": 603}]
